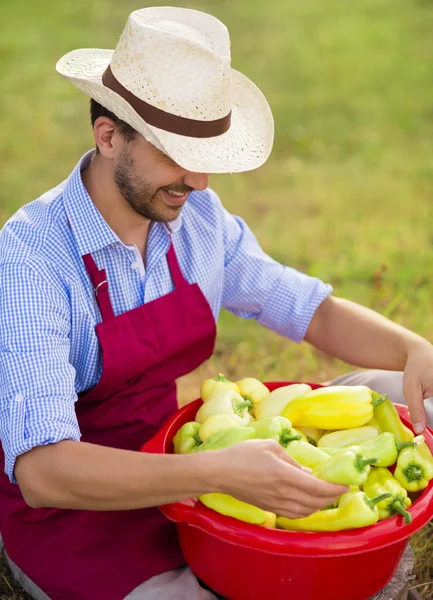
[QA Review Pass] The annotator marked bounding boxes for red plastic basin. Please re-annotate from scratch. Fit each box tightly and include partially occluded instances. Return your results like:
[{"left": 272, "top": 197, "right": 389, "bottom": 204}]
[{"left": 140, "top": 381, "right": 433, "bottom": 600}]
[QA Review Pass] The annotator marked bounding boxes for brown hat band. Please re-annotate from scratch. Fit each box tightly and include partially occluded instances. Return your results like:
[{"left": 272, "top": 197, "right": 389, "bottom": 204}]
[{"left": 102, "top": 65, "right": 232, "bottom": 138}]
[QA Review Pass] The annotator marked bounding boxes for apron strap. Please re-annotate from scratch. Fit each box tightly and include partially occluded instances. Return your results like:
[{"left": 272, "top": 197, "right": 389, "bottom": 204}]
[
  {"left": 166, "top": 241, "right": 188, "bottom": 290},
  {"left": 82, "top": 254, "right": 115, "bottom": 322}
]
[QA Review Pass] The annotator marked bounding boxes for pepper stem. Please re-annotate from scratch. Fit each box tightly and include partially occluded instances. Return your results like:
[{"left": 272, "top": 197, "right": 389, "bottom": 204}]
[
  {"left": 392, "top": 501, "right": 412, "bottom": 525},
  {"left": 365, "top": 493, "right": 392, "bottom": 510},
  {"left": 280, "top": 431, "right": 302, "bottom": 447},
  {"left": 234, "top": 400, "right": 252, "bottom": 415},
  {"left": 215, "top": 373, "right": 230, "bottom": 382},
  {"left": 193, "top": 430, "right": 202, "bottom": 446},
  {"left": 371, "top": 392, "right": 388, "bottom": 408},
  {"left": 396, "top": 441, "right": 417, "bottom": 451},
  {"left": 355, "top": 455, "right": 378, "bottom": 471}
]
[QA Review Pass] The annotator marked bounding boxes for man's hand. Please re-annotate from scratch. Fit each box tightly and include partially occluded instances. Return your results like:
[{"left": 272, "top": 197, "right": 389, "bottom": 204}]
[
  {"left": 214, "top": 439, "right": 348, "bottom": 519},
  {"left": 403, "top": 340, "right": 433, "bottom": 434}
]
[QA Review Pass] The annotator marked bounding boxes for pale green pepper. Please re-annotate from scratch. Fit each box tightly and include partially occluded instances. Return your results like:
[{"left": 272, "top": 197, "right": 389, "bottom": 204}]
[
  {"left": 172, "top": 422, "right": 202, "bottom": 454},
  {"left": 251, "top": 416, "right": 301, "bottom": 448},
  {"left": 312, "top": 446, "right": 377, "bottom": 486}
]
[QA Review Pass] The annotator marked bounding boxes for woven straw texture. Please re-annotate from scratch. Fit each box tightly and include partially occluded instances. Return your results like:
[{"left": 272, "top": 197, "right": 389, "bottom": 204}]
[{"left": 56, "top": 7, "right": 274, "bottom": 173}]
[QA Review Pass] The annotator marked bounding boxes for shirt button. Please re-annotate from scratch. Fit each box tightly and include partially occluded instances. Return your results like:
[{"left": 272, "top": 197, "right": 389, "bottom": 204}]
[
  {"left": 131, "top": 262, "right": 140, "bottom": 269},
  {"left": 15, "top": 394, "right": 24, "bottom": 403}
]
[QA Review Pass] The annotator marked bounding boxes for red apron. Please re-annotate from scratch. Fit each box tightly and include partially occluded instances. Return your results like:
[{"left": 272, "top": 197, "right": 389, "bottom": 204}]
[{"left": 0, "top": 233, "right": 217, "bottom": 599}]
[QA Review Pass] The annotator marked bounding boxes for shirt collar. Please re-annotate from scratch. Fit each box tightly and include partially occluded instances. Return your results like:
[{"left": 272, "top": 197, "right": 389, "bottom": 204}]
[{"left": 62, "top": 150, "right": 183, "bottom": 256}]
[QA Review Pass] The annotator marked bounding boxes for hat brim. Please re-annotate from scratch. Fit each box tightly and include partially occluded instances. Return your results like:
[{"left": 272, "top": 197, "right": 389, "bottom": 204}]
[{"left": 56, "top": 49, "right": 274, "bottom": 174}]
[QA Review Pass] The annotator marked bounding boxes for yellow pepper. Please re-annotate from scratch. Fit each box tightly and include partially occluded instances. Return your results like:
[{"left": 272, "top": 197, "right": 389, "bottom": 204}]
[
  {"left": 297, "top": 426, "right": 324, "bottom": 446},
  {"left": 283, "top": 385, "right": 387, "bottom": 430},
  {"left": 195, "top": 389, "right": 253, "bottom": 426},
  {"left": 394, "top": 435, "right": 433, "bottom": 492},
  {"left": 200, "top": 373, "right": 240, "bottom": 401},
  {"left": 199, "top": 414, "right": 238, "bottom": 442},
  {"left": 199, "top": 493, "right": 267, "bottom": 525},
  {"left": 277, "top": 490, "right": 391, "bottom": 532},
  {"left": 236, "top": 377, "right": 270, "bottom": 408},
  {"left": 317, "top": 426, "right": 379, "bottom": 449},
  {"left": 373, "top": 395, "right": 414, "bottom": 443},
  {"left": 254, "top": 384, "right": 312, "bottom": 421}
]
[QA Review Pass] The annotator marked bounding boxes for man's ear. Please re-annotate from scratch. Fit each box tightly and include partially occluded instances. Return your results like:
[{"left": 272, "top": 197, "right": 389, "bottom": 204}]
[{"left": 93, "top": 117, "right": 119, "bottom": 158}]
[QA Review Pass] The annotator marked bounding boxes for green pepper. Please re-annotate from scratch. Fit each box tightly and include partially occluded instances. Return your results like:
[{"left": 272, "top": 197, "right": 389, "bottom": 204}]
[
  {"left": 372, "top": 394, "right": 414, "bottom": 443},
  {"left": 251, "top": 417, "right": 301, "bottom": 448},
  {"left": 172, "top": 421, "right": 202, "bottom": 454},
  {"left": 394, "top": 435, "right": 433, "bottom": 492},
  {"left": 364, "top": 467, "right": 412, "bottom": 524},
  {"left": 312, "top": 446, "right": 377, "bottom": 486},
  {"left": 195, "top": 426, "right": 255, "bottom": 452},
  {"left": 285, "top": 440, "right": 332, "bottom": 469},
  {"left": 317, "top": 426, "right": 379, "bottom": 449},
  {"left": 321, "top": 432, "right": 416, "bottom": 467},
  {"left": 195, "top": 389, "right": 253, "bottom": 426},
  {"left": 277, "top": 490, "right": 391, "bottom": 532},
  {"left": 357, "top": 432, "right": 415, "bottom": 467},
  {"left": 199, "top": 493, "right": 267, "bottom": 525}
]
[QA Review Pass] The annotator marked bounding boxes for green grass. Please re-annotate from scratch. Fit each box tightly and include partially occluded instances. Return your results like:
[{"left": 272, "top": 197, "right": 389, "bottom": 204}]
[{"left": 1, "top": 0, "right": 433, "bottom": 596}]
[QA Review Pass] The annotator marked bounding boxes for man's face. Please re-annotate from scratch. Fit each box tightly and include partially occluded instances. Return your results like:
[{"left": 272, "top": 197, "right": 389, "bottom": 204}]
[{"left": 113, "top": 135, "right": 208, "bottom": 222}]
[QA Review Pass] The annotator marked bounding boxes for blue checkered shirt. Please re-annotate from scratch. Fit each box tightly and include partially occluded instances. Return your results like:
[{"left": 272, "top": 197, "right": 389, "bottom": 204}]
[{"left": 0, "top": 150, "right": 332, "bottom": 482}]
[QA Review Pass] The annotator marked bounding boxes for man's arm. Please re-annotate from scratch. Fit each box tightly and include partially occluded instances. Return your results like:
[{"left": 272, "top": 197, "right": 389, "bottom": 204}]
[
  {"left": 305, "top": 295, "right": 433, "bottom": 431},
  {"left": 15, "top": 438, "right": 347, "bottom": 518}
]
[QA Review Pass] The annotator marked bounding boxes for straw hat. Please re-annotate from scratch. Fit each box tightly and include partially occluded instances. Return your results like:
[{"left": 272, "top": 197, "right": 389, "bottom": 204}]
[{"left": 56, "top": 6, "right": 274, "bottom": 174}]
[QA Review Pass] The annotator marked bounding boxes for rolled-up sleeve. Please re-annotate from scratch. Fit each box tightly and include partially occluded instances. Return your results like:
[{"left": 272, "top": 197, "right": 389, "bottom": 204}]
[
  {"left": 0, "top": 261, "right": 81, "bottom": 483},
  {"left": 221, "top": 209, "right": 333, "bottom": 343}
]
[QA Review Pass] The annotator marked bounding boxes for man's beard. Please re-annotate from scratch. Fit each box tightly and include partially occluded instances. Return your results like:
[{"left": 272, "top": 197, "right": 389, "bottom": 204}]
[{"left": 114, "top": 148, "right": 193, "bottom": 222}]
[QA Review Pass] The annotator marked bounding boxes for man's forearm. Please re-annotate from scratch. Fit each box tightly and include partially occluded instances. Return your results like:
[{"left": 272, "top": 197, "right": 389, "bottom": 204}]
[
  {"left": 15, "top": 440, "right": 220, "bottom": 510},
  {"left": 305, "top": 295, "right": 429, "bottom": 370}
]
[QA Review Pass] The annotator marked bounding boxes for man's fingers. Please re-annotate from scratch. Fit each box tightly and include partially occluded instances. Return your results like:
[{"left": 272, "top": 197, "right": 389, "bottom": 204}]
[{"left": 403, "top": 377, "right": 426, "bottom": 434}]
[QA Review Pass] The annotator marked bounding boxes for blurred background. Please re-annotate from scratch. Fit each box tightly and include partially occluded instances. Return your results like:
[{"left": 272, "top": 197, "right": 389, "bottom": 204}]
[{"left": 1, "top": 0, "right": 433, "bottom": 597}]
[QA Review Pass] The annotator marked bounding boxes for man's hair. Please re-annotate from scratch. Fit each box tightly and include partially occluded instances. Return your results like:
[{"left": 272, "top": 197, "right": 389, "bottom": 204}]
[{"left": 90, "top": 98, "right": 137, "bottom": 152}]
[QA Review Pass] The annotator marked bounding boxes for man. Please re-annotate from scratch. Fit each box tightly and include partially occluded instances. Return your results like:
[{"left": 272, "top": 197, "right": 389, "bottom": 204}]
[{"left": 0, "top": 7, "right": 432, "bottom": 600}]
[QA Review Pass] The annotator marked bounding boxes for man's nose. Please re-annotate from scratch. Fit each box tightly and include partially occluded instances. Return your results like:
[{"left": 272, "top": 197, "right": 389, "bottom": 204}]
[{"left": 183, "top": 171, "right": 209, "bottom": 191}]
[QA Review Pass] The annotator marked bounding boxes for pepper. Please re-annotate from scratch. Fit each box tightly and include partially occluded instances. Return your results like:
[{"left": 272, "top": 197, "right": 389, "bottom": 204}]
[
  {"left": 372, "top": 394, "right": 414, "bottom": 443},
  {"left": 358, "top": 432, "right": 415, "bottom": 467},
  {"left": 200, "top": 373, "right": 240, "bottom": 401},
  {"left": 312, "top": 446, "right": 377, "bottom": 486},
  {"left": 251, "top": 417, "right": 301, "bottom": 448},
  {"left": 364, "top": 467, "right": 412, "bottom": 524},
  {"left": 195, "top": 390, "right": 253, "bottom": 426},
  {"left": 236, "top": 377, "right": 270, "bottom": 409},
  {"left": 172, "top": 422, "right": 202, "bottom": 454},
  {"left": 297, "top": 426, "right": 324, "bottom": 446},
  {"left": 365, "top": 416, "right": 383, "bottom": 433},
  {"left": 285, "top": 440, "right": 332, "bottom": 469},
  {"left": 254, "top": 384, "right": 312, "bottom": 421},
  {"left": 199, "top": 414, "right": 238, "bottom": 442},
  {"left": 292, "top": 428, "right": 308, "bottom": 442},
  {"left": 283, "top": 385, "right": 387, "bottom": 430},
  {"left": 277, "top": 490, "right": 392, "bottom": 532},
  {"left": 199, "top": 493, "right": 267, "bottom": 525},
  {"left": 261, "top": 511, "right": 277, "bottom": 528},
  {"left": 317, "top": 426, "right": 379, "bottom": 449},
  {"left": 195, "top": 426, "right": 255, "bottom": 452},
  {"left": 394, "top": 435, "right": 433, "bottom": 492}
]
